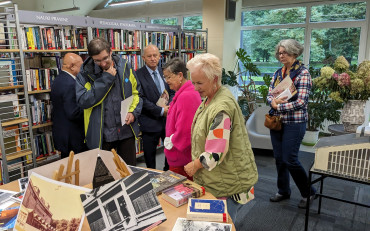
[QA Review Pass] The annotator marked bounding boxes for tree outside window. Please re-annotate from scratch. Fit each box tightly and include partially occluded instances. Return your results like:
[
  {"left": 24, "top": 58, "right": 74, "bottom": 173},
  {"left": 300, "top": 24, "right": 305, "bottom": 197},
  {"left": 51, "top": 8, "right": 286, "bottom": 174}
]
[{"left": 183, "top": 15, "right": 202, "bottom": 30}]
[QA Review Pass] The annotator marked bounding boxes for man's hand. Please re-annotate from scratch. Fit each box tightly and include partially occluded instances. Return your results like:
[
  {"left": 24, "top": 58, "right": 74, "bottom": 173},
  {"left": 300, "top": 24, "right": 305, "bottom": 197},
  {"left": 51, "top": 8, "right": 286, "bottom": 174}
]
[
  {"left": 104, "top": 62, "right": 117, "bottom": 76},
  {"left": 163, "top": 105, "right": 170, "bottom": 117},
  {"left": 125, "top": 112, "right": 135, "bottom": 125}
]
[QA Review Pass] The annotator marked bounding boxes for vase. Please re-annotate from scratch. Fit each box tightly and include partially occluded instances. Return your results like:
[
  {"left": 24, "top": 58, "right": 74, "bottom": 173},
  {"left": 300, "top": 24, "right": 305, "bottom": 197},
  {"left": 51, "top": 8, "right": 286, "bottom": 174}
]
[
  {"left": 340, "top": 100, "right": 366, "bottom": 133},
  {"left": 302, "top": 130, "right": 319, "bottom": 146}
]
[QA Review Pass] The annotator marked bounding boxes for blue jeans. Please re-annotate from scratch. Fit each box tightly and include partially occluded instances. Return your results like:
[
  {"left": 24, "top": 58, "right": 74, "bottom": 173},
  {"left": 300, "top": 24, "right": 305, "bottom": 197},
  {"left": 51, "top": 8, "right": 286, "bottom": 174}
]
[{"left": 270, "top": 122, "right": 315, "bottom": 198}]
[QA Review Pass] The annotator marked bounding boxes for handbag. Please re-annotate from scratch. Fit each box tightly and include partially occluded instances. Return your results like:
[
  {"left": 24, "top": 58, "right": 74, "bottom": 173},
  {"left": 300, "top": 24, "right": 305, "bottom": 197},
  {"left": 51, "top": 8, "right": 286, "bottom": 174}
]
[{"left": 264, "top": 114, "right": 282, "bottom": 131}]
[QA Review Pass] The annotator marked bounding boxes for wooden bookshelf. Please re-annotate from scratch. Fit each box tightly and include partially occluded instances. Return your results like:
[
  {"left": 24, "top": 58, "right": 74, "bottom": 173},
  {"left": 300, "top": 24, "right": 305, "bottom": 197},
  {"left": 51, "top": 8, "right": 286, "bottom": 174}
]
[
  {"left": 22, "top": 122, "right": 53, "bottom": 131},
  {"left": 1, "top": 118, "right": 29, "bottom": 127},
  {"left": 23, "top": 49, "right": 88, "bottom": 53},
  {"left": 18, "top": 89, "right": 51, "bottom": 95},
  {"left": 0, "top": 49, "right": 20, "bottom": 52},
  {"left": 6, "top": 149, "right": 33, "bottom": 161},
  {"left": 0, "top": 85, "right": 25, "bottom": 91}
]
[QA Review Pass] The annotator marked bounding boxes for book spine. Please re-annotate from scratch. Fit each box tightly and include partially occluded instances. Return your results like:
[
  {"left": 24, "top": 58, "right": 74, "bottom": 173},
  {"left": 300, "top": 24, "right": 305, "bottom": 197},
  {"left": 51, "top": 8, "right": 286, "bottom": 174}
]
[{"left": 187, "top": 212, "right": 228, "bottom": 223}]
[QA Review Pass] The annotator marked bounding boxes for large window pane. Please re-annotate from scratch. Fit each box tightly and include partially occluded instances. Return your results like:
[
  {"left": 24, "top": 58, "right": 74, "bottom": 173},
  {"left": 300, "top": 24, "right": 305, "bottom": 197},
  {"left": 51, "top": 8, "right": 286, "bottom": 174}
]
[
  {"left": 151, "top": 17, "right": 178, "bottom": 25},
  {"left": 311, "top": 2, "right": 366, "bottom": 22},
  {"left": 310, "top": 27, "right": 361, "bottom": 68},
  {"left": 183, "top": 15, "right": 202, "bottom": 29},
  {"left": 242, "top": 7, "right": 306, "bottom": 26},
  {"left": 241, "top": 28, "right": 305, "bottom": 77}
]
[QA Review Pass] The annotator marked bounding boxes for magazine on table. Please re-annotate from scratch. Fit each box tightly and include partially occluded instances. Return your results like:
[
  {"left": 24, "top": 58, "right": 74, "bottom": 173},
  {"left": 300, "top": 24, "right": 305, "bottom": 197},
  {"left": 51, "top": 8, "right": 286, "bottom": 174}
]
[{"left": 271, "top": 77, "right": 297, "bottom": 100}]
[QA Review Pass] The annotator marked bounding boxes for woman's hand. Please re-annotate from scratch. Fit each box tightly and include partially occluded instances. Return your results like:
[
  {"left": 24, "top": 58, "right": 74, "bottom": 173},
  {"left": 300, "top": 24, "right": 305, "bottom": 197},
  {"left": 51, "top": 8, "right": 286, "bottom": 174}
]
[
  {"left": 271, "top": 96, "right": 288, "bottom": 109},
  {"left": 184, "top": 159, "right": 202, "bottom": 177}
]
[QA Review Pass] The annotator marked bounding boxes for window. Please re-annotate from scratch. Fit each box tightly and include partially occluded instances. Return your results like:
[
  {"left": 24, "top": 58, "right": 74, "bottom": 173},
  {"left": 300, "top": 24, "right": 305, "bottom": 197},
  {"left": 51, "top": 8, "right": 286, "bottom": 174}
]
[
  {"left": 151, "top": 17, "right": 178, "bottom": 26},
  {"left": 241, "top": 1, "right": 367, "bottom": 78},
  {"left": 183, "top": 15, "right": 202, "bottom": 29}
]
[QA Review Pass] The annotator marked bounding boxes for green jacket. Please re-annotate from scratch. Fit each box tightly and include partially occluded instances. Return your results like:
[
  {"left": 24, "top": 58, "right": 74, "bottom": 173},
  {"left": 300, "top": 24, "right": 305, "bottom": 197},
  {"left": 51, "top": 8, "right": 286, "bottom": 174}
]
[
  {"left": 76, "top": 54, "right": 142, "bottom": 149},
  {"left": 191, "top": 86, "right": 258, "bottom": 197}
]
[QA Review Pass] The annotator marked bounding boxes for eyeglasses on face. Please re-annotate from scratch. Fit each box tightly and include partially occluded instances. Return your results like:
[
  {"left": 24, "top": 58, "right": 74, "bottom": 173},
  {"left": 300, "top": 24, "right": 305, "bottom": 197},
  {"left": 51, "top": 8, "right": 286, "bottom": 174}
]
[
  {"left": 278, "top": 51, "right": 289, "bottom": 56},
  {"left": 164, "top": 73, "right": 177, "bottom": 81},
  {"left": 93, "top": 55, "right": 111, "bottom": 64}
]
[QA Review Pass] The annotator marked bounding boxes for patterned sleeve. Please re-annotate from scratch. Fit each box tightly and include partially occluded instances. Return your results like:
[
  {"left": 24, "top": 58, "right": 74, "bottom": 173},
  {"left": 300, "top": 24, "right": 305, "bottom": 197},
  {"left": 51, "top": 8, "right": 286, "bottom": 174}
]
[
  {"left": 199, "top": 112, "right": 231, "bottom": 171},
  {"left": 277, "top": 68, "right": 312, "bottom": 113}
]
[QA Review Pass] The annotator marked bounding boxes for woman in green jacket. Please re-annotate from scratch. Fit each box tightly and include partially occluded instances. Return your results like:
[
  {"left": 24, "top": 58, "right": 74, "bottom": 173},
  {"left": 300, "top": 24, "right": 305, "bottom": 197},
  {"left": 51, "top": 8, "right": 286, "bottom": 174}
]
[{"left": 184, "top": 53, "right": 258, "bottom": 223}]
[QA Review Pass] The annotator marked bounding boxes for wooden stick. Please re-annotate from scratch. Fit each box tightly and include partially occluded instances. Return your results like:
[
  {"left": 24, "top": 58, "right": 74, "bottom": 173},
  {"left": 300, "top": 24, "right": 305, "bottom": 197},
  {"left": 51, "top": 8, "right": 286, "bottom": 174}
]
[{"left": 75, "top": 159, "right": 80, "bottom": 186}]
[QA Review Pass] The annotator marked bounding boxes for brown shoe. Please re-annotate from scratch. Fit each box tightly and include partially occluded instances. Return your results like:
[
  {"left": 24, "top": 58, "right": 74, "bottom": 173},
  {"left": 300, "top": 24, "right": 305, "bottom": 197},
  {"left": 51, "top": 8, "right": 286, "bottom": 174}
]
[{"left": 270, "top": 193, "right": 290, "bottom": 202}]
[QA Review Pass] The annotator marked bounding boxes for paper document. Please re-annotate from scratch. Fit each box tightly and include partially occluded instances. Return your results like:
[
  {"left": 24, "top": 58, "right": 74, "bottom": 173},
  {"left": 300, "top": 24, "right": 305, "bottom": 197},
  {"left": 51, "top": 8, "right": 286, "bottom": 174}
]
[
  {"left": 120, "top": 95, "right": 134, "bottom": 126},
  {"left": 271, "top": 77, "right": 297, "bottom": 100},
  {"left": 156, "top": 89, "right": 169, "bottom": 107}
]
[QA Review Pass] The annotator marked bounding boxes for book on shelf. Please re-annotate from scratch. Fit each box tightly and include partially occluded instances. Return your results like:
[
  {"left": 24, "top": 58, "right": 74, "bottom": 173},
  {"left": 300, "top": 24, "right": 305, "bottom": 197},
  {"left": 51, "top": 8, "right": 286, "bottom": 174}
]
[
  {"left": 187, "top": 198, "right": 228, "bottom": 223},
  {"left": 144, "top": 32, "right": 178, "bottom": 50},
  {"left": 0, "top": 126, "right": 21, "bottom": 159},
  {"left": 150, "top": 170, "right": 187, "bottom": 195},
  {"left": 162, "top": 180, "right": 205, "bottom": 207},
  {"left": 0, "top": 59, "right": 18, "bottom": 87},
  {"left": 271, "top": 76, "right": 297, "bottom": 100},
  {"left": 0, "top": 94, "right": 20, "bottom": 121},
  {"left": 172, "top": 217, "right": 232, "bottom": 231},
  {"left": 26, "top": 67, "right": 58, "bottom": 91},
  {"left": 93, "top": 28, "right": 142, "bottom": 50},
  {"left": 29, "top": 93, "right": 52, "bottom": 125},
  {"left": 33, "top": 131, "right": 56, "bottom": 159}
]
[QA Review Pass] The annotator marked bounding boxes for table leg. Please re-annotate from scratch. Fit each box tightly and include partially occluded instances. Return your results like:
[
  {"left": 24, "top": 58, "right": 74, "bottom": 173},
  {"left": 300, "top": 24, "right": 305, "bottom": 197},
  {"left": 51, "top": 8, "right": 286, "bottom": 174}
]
[
  {"left": 305, "top": 171, "right": 313, "bottom": 231},
  {"left": 318, "top": 176, "right": 324, "bottom": 214}
]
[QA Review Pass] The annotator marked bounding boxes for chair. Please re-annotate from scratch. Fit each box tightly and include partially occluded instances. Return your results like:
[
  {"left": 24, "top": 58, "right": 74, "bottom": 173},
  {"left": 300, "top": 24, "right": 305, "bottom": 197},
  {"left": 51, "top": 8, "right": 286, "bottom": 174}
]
[{"left": 246, "top": 106, "right": 273, "bottom": 150}]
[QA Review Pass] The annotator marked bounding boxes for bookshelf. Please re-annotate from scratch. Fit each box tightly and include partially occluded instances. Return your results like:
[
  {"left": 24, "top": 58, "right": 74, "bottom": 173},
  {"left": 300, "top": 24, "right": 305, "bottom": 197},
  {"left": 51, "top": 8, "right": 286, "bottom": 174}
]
[
  {"left": 0, "top": 7, "right": 208, "bottom": 179},
  {"left": 0, "top": 4, "right": 36, "bottom": 184}
]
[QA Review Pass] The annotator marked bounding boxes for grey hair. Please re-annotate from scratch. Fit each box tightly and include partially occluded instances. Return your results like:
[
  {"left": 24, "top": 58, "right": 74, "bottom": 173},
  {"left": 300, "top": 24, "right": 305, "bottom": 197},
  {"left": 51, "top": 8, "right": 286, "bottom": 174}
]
[
  {"left": 275, "top": 39, "right": 304, "bottom": 60},
  {"left": 186, "top": 53, "right": 222, "bottom": 87},
  {"left": 163, "top": 57, "right": 187, "bottom": 78}
]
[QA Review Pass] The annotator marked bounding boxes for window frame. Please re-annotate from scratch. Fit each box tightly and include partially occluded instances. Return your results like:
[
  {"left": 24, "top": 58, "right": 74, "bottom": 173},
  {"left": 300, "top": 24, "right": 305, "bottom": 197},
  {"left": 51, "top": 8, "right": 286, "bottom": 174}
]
[{"left": 240, "top": 0, "right": 369, "bottom": 66}]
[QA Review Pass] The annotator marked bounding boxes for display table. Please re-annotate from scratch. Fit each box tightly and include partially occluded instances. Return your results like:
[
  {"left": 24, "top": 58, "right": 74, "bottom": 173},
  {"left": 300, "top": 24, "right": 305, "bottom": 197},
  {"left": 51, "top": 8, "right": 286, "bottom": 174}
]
[
  {"left": 0, "top": 178, "right": 236, "bottom": 230},
  {"left": 304, "top": 165, "right": 370, "bottom": 231}
]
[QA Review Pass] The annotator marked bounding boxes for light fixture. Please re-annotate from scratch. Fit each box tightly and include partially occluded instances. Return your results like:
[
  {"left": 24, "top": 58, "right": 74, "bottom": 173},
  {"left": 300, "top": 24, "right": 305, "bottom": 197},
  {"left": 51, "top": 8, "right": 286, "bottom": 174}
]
[
  {"left": 109, "top": 0, "right": 152, "bottom": 7},
  {"left": 0, "top": 1, "right": 12, "bottom": 6},
  {"left": 45, "top": 0, "right": 80, "bottom": 13}
]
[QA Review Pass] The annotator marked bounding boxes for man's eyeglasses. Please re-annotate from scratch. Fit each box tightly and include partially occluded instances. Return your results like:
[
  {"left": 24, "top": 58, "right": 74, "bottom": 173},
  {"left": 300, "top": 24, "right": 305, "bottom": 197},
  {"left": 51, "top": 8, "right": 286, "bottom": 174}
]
[
  {"left": 278, "top": 51, "right": 289, "bottom": 56},
  {"left": 93, "top": 55, "right": 111, "bottom": 64}
]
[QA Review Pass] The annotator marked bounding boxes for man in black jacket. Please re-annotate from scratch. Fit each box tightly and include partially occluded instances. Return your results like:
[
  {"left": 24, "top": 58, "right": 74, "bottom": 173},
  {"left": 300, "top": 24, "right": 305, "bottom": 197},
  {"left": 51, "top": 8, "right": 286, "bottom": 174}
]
[
  {"left": 136, "top": 44, "right": 174, "bottom": 169},
  {"left": 51, "top": 53, "right": 86, "bottom": 158}
]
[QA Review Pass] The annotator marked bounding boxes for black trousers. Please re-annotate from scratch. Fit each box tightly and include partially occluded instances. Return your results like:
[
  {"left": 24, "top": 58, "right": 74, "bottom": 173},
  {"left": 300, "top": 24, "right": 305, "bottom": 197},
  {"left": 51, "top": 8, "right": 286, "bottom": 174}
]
[
  {"left": 102, "top": 136, "right": 136, "bottom": 166},
  {"left": 142, "top": 130, "right": 169, "bottom": 170}
]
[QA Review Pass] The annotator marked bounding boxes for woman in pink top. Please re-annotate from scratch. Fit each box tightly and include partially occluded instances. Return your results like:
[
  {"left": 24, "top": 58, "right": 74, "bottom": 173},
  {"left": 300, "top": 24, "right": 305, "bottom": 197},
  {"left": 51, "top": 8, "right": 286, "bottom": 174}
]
[{"left": 163, "top": 58, "right": 201, "bottom": 180}]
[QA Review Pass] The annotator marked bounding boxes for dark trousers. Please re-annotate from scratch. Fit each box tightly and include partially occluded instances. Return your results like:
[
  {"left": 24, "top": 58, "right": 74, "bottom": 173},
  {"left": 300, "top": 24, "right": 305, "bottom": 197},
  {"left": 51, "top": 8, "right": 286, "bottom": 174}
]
[
  {"left": 142, "top": 130, "right": 168, "bottom": 170},
  {"left": 60, "top": 143, "right": 87, "bottom": 159},
  {"left": 102, "top": 136, "right": 136, "bottom": 166},
  {"left": 270, "top": 122, "right": 315, "bottom": 198}
]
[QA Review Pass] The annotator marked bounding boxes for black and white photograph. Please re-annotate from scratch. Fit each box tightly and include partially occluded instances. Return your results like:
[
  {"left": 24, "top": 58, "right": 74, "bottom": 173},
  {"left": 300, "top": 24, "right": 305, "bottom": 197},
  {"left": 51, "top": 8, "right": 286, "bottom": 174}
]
[
  {"left": 172, "top": 217, "right": 232, "bottom": 231},
  {"left": 128, "top": 165, "right": 161, "bottom": 179},
  {"left": 18, "top": 177, "right": 28, "bottom": 191},
  {"left": 81, "top": 171, "right": 167, "bottom": 231},
  {"left": 0, "top": 189, "right": 17, "bottom": 205}
]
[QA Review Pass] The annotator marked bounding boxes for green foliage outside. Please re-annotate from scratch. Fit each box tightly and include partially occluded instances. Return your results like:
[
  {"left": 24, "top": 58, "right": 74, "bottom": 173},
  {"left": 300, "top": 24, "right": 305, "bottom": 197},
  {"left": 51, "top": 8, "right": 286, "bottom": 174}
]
[
  {"left": 151, "top": 17, "right": 178, "bottom": 26},
  {"left": 183, "top": 16, "right": 202, "bottom": 30}
]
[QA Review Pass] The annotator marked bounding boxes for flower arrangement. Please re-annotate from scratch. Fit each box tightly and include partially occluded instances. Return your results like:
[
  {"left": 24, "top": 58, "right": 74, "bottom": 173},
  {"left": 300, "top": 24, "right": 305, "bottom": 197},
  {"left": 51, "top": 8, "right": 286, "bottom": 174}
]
[{"left": 313, "top": 56, "right": 370, "bottom": 103}]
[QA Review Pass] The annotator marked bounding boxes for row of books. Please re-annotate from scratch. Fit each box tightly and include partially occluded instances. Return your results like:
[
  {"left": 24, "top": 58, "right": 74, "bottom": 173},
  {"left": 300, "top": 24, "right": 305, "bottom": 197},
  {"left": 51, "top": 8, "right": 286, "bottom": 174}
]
[
  {"left": 180, "top": 52, "right": 196, "bottom": 63},
  {"left": 29, "top": 94, "right": 51, "bottom": 125},
  {"left": 144, "top": 32, "right": 179, "bottom": 50},
  {"left": 120, "top": 53, "right": 142, "bottom": 71},
  {"left": 181, "top": 33, "right": 206, "bottom": 50},
  {"left": 21, "top": 26, "right": 88, "bottom": 50},
  {"left": 25, "top": 68, "right": 59, "bottom": 91},
  {"left": 93, "top": 28, "right": 142, "bottom": 50},
  {"left": 33, "top": 131, "right": 56, "bottom": 160}
]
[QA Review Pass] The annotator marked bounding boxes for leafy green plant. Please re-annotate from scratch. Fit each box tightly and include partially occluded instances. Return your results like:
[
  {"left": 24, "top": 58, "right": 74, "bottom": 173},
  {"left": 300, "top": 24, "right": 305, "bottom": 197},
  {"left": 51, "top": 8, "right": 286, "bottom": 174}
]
[
  {"left": 257, "top": 74, "right": 272, "bottom": 105},
  {"left": 221, "top": 68, "right": 238, "bottom": 86},
  {"left": 307, "top": 66, "right": 342, "bottom": 131}
]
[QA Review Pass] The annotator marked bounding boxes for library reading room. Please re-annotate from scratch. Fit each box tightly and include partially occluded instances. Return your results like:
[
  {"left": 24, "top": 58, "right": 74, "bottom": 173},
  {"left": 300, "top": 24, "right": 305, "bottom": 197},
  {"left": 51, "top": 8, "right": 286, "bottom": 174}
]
[{"left": 0, "top": 0, "right": 369, "bottom": 230}]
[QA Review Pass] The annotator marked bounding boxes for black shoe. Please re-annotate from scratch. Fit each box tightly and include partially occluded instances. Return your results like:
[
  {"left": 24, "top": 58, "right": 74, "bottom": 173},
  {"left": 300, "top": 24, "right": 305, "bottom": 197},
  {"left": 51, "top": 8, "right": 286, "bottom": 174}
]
[
  {"left": 298, "top": 194, "right": 318, "bottom": 209},
  {"left": 270, "top": 193, "right": 290, "bottom": 202}
]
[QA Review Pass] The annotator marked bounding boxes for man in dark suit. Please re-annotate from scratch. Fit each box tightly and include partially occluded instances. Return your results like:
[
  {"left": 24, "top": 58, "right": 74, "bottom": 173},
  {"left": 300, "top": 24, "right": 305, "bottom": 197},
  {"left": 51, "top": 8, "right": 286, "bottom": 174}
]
[
  {"left": 136, "top": 44, "right": 174, "bottom": 169},
  {"left": 51, "top": 53, "right": 86, "bottom": 158}
]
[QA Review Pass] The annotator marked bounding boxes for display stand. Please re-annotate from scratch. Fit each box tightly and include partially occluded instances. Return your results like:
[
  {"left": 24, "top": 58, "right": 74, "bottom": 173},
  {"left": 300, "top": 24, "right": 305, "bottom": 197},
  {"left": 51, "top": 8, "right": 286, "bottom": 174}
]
[
  {"left": 52, "top": 151, "right": 80, "bottom": 185},
  {"left": 304, "top": 164, "right": 370, "bottom": 231}
]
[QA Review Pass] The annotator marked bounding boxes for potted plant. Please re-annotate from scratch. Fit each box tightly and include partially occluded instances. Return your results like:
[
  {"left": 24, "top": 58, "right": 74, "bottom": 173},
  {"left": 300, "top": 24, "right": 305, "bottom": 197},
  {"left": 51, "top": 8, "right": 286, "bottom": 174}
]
[
  {"left": 302, "top": 66, "right": 342, "bottom": 145},
  {"left": 314, "top": 56, "right": 370, "bottom": 132},
  {"left": 257, "top": 74, "right": 272, "bottom": 105},
  {"left": 222, "top": 68, "right": 238, "bottom": 99}
]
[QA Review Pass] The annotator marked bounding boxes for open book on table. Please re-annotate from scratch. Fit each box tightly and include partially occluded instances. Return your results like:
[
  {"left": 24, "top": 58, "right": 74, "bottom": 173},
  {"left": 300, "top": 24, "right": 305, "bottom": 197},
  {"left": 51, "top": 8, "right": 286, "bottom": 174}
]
[{"left": 271, "top": 77, "right": 297, "bottom": 100}]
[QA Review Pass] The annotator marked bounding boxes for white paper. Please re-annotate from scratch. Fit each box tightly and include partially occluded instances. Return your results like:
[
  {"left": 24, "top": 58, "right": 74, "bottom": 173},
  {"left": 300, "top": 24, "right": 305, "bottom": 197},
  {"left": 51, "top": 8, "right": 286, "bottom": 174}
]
[
  {"left": 120, "top": 95, "right": 134, "bottom": 126},
  {"left": 277, "top": 88, "right": 293, "bottom": 100}
]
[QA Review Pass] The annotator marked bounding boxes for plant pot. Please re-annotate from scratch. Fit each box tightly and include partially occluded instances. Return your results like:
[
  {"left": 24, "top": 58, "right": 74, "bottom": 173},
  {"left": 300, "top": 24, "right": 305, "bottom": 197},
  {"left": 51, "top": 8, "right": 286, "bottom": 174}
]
[
  {"left": 302, "top": 130, "right": 319, "bottom": 146},
  {"left": 341, "top": 100, "right": 366, "bottom": 133}
]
